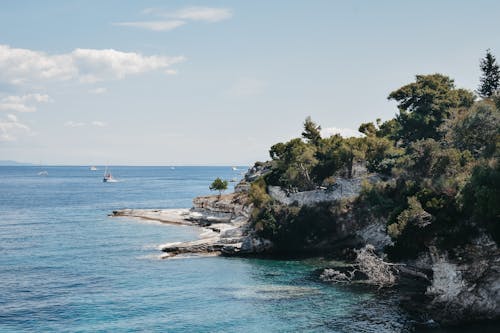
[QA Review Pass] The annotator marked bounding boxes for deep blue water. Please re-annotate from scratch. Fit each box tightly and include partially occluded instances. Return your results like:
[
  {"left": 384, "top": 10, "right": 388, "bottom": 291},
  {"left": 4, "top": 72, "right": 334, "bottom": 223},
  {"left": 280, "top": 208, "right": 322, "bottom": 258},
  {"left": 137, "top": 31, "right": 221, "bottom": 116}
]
[{"left": 0, "top": 166, "right": 498, "bottom": 332}]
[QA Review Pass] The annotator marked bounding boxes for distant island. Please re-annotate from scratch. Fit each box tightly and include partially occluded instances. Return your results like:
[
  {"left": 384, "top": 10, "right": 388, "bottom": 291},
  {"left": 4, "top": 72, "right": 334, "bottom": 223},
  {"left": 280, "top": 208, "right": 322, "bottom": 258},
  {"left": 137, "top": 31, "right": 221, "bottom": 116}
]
[{"left": 0, "top": 160, "right": 35, "bottom": 166}]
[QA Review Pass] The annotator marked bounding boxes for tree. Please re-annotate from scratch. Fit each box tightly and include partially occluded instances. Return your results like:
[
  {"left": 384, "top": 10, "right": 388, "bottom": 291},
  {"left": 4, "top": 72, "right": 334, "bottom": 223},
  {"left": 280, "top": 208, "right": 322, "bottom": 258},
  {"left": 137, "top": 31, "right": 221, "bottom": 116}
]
[
  {"left": 358, "top": 122, "right": 377, "bottom": 136},
  {"left": 268, "top": 138, "right": 318, "bottom": 190},
  {"left": 339, "top": 137, "right": 367, "bottom": 178},
  {"left": 478, "top": 49, "right": 500, "bottom": 98},
  {"left": 209, "top": 177, "right": 228, "bottom": 198},
  {"left": 301, "top": 116, "right": 322, "bottom": 145},
  {"left": 364, "top": 135, "right": 401, "bottom": 174},
  {"left": 312, "top": 135, "right": 345, "bottom": 181},
  {"left": 461, "top": 160, "right": 500, "bottom": 243},
  {"left": 376, "top": 118, "right": 400, "bottom": 142},
  {"left": 388, "top": 74, "right": 475, "bottom": 144},
  {"left": 441, "top": 101, "right": 500, "bottom": 158}
]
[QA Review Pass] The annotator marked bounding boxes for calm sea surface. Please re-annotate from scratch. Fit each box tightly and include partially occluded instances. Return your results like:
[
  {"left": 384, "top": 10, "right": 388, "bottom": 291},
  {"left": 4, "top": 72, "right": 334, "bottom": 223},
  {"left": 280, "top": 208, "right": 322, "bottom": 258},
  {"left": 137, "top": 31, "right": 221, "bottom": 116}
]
[{"left": 0, "top": 166, "right": 498, "bottom": 332}]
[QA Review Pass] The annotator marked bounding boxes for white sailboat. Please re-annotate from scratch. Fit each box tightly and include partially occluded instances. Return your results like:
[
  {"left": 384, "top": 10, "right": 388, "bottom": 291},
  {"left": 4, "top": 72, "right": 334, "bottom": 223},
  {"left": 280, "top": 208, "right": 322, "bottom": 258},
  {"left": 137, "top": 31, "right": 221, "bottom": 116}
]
[
  {"left": 37, "top": 161, "right": 48, "bottom": 176},
  {"left": 102, "top": 167, "right": 118, "bottom": 183}
]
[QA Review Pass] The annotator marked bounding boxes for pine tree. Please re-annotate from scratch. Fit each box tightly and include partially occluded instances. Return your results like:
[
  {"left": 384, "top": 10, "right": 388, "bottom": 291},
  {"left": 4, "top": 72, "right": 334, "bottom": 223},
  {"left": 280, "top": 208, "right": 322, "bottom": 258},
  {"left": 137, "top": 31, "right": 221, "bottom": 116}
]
[
  {"left": 301, "top": 116, "right": 321, "bottom": 145},
  {"left": 478, "top": 49, "right": 500, "bottom": 98}
]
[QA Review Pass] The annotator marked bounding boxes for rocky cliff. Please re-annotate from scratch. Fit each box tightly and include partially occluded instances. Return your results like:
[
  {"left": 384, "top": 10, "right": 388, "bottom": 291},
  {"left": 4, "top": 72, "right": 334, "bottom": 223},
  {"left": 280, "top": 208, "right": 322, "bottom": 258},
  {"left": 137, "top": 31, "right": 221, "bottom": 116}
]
[
  {"left": 423, "top": 235, "right": 500, "bottom": 324},
  {"left": 114, "top": 165, "right": 500, "bottom": 326}
]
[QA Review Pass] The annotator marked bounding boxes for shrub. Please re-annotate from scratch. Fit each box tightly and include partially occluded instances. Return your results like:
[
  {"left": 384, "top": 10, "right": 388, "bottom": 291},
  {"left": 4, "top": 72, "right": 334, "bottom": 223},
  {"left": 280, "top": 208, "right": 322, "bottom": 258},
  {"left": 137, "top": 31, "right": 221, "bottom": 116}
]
[{"left": 249, "top": 177, "right": 271, "bottom": 208}]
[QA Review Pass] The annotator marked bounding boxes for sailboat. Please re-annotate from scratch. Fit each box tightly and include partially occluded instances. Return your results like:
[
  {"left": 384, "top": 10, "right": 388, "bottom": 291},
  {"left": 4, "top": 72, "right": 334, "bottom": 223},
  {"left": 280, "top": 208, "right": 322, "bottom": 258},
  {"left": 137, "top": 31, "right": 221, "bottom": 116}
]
[
  {"left": 102, "top": 167, "right": 118, "bottom": 183},
  {"left": 90, "top": 166, "right": 98, "bottom": 171},
  {"left": 37, "top": 161, "right": 48, "bottom": 176}
]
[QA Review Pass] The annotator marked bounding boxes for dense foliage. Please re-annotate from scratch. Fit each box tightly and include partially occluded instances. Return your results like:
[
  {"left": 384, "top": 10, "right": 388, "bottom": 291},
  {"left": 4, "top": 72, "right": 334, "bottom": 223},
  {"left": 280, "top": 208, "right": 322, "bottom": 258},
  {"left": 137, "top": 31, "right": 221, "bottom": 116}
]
[
  {"left": 252, "top": 200, "right": 346, "bottom": 253},
  {"left": 250, "top": 51, "right": 500, "bottom": 257},
  {"left": 388, "top": 74, "right": 475, "bottom": 145}
]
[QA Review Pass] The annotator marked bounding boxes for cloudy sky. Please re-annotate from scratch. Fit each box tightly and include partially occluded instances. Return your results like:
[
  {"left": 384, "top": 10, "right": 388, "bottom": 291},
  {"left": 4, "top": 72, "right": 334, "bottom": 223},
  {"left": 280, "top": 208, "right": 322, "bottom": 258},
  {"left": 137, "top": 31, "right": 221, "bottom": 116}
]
[{"left": 1, "top": 0, "right": 499, "bottom": 165}]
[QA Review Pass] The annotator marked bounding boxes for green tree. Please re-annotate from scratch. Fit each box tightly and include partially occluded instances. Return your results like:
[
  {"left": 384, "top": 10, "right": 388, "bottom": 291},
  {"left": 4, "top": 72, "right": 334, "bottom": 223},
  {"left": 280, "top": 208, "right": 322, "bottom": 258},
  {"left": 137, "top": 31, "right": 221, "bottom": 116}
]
[
  {"left": 441, "top": 101, "right": 500, "bottom": 157},
  {"left": 461, "top": 160, "right": 500, "bottom": 243},
  {"left": 358, "top": 122, "right": 377, "bottom": 136},
  {"left": 209, "top": 177, "right": 228, "bottom": 198},
  {"left": 301, "top": 116, "right": 322, "bottom": 145},
  {"left": 269, "top": 138, "right": 318, "bottom": 190},
  {"left": 364, "top": 135, "right": 401, "bottom": 174},
  {"left": 478, "top": 49, "right": 500, "bottom": 98},
  {"left": 339, "top": 137, "right": 367, "bottom": 178},
  {"left": 312, "top": 135, "right": 345, "bottom": 181},
  {"left": 376, "top": 118, "right": 400, "bottom": 142},
  {"left": 388, "top": 74, "right": 475, "bottom": 144}
]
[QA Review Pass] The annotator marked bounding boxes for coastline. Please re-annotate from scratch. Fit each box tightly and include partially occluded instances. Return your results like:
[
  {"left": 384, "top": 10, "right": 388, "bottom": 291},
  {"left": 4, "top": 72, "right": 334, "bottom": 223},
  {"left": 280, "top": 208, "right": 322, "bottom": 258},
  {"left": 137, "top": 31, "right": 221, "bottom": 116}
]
[
  {"left": 111, "top": 200, "right": 265, "bottom": 257},
  {"left": 110, "top": 162, "right": 500, "bottom": 328},
  {"left": 111, "top": 208, "right": 196, "bottom": 226}
]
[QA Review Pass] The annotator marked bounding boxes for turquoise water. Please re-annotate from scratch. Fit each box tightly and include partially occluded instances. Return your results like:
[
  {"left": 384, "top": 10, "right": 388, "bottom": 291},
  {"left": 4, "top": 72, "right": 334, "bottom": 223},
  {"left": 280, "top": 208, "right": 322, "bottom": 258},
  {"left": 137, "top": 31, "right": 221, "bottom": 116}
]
[{"left": 0, "top": 166, "right": 497, "bottom": 332}]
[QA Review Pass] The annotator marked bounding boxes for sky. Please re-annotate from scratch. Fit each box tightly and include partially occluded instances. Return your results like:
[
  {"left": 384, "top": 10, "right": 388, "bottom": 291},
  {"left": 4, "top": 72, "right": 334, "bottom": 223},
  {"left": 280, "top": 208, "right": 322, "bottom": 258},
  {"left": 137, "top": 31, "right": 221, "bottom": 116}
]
[{"left": 1, "top": 0, "right": 500, "bottom": 165}]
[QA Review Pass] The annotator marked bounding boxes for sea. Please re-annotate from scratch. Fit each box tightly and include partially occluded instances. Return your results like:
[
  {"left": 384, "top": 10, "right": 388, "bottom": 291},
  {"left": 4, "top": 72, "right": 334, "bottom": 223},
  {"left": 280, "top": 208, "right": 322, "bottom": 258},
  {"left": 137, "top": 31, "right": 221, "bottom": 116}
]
[{"left": 0, "top": 166, "right": 498, "bottom": 333}]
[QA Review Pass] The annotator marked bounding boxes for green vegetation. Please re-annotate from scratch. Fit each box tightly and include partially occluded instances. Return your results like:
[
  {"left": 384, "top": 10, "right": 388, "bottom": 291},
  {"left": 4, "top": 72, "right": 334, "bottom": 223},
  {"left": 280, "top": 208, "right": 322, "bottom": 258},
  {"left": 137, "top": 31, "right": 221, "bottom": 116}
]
[
  {"left": 388, "top": 74, "right": 475, "bottom": 144},
  {"left": 478, "top": 49, "right": 500, "bottom": 98},
  {"left": 253, "top": 200, "right": 347, "bottom": 252},
  {"left": 209, "top": 177, "right": 228, "bottom": 198},
  {"left": 249, "top": 50, "right": 500, "bottom": 257}
]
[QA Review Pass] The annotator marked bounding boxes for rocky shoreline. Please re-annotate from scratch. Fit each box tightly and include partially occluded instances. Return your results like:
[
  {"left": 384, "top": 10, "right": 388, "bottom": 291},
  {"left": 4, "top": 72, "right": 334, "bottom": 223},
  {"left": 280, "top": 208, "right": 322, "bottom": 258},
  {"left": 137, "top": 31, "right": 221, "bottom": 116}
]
[
  {"left": 111, "top": 168, "right": 500, "bottom": 327},
  {"left": 111, "top": 191, "right": 272, "bottom": 258}
]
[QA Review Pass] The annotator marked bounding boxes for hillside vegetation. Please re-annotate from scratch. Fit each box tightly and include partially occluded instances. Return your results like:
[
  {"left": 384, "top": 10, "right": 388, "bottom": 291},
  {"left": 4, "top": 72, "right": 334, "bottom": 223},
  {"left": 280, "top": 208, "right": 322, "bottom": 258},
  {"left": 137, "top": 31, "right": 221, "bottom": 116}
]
[{"left": 249, "top": 52, "right": 500, "bottom": 257}]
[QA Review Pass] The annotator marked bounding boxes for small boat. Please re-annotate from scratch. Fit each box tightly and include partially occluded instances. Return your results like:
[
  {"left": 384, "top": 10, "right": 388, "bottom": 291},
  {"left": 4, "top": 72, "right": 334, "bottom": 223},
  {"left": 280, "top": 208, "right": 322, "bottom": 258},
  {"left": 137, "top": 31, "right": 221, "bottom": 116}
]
[
  {"left": 103, "top": 167, "right": 118, "bottom": 183},
  {"left": 90, "top": 166, "right": 98, "bottom": 171},
  {"left": 37, "top": 161, "right": 48, "bottom": 176},
  {"left": 232, "top": 166, "right": 238, "bottom": 171}
]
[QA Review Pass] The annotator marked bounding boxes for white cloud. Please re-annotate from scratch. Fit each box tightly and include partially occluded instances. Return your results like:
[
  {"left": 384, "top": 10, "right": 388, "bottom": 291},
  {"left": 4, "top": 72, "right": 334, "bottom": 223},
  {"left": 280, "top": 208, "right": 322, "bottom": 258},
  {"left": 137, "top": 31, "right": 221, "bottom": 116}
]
[
  {"left": 114, "top": 6, "right": 232, "bottom": 32},
  {"left": 63, "top": 120, "right": 106, "bottom": 128},
  {"left": 0, "top": 114, "right": 31, "bottom": 141},
  {"left": 0, "top": 44, "right": 184, "bottom": 85},
  {"left": 227, "top": 78, "right": 267, "bottom": 97},
  {"left": 88, "top": 87, "right": 107, "bottom": 94},
  {"left": 64, "top": 121, "right": 85, "bottom": 128},
  {"left": 172, "top": 7, "right": 232, "bottom": 22},
  {"left": 321, "top": 127, "right": 365, "bottom": 138},
  {"left": 0, "top": 45, "right": 75, "bottom": 84},
  {"left": 165, "top": 69, "right": 178, "bottom": 75},
  {"left": 91, "top": 121, "right": 106, "bottom": 127},
  {"left": 114, "top": 20, "right": 185, "bottom": 31},
  {"left": 0, "top": 93, "right": 51, "bottom": 112},
  {"left": 71, "top": 48, "right": 184, "bottom": 83}
]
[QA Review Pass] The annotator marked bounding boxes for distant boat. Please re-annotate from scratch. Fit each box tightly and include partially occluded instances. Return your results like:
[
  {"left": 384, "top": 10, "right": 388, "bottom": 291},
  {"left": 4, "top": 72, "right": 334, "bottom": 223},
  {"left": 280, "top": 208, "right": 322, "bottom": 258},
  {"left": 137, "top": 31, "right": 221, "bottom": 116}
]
[
  {"left": 103, "top": 167, "right": 118, "bottom": 183},
  {"left": 232, "top": 167, "right": 238, "bottom": 171},
  {"left": 90, "top": 166, "right": 98, "bottom": 171},
  {"left": 37, "top": 161, "right": 48, "bottom": 176},
  {"left": 170, "top": 166, "right": 175, "bottom": 170}
]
